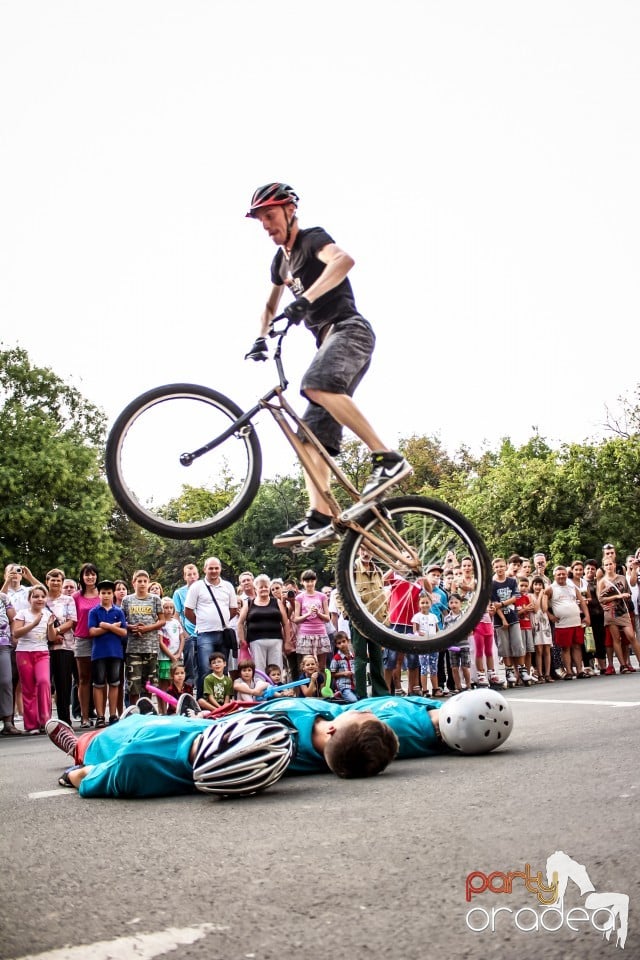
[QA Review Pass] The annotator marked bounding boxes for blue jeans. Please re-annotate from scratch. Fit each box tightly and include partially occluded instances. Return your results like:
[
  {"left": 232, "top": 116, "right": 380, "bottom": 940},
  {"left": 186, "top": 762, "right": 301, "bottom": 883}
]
[
  {"left": 383, "top": 624, "right": 418, "bottom": 670},
  {"left": 195, "top": 630, "right": 225, "bottom": 698}
]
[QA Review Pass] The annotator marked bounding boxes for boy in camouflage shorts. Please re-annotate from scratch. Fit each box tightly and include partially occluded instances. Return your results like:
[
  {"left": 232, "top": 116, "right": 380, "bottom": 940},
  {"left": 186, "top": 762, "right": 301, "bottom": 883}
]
[{"left": 121, "top": 571, "right": 165, "bottom": 706}]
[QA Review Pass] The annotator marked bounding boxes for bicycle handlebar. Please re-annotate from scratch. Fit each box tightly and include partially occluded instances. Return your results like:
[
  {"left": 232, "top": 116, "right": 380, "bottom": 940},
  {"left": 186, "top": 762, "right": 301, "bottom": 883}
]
[{"left": 267, "top": 313, "right": 297, "bottom": 338}]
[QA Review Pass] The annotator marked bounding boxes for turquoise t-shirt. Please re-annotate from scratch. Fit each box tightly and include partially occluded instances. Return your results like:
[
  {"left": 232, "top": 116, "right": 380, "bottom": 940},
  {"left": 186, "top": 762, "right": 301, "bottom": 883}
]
[
  {"left": 77, "top": 695, "right": 444, "bottom": 797},
  {"left": 80, "top": 714, "right": 210, "bottom": 798},
  {"left": 246, "top": 694, "right": 443, "bottom": 774}
]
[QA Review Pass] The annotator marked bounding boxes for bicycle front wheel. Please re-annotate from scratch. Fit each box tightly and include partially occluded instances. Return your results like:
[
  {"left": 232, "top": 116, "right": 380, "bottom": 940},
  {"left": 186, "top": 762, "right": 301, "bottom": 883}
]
[
  {"left": 106, "top": 384, "right": 262, "bottom": 539},
  {"left": 335, "top": 495, "right": 492, "bottom": 653}
]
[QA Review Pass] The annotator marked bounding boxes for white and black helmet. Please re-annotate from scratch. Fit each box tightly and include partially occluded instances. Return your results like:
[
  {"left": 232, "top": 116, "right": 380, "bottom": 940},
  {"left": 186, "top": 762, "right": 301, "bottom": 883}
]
[
  {"left": 192, "top": 712, "right": 297, "bottom": 797},
  {"left": 439, "top": 689, "right": 513, "bottom": 754}
]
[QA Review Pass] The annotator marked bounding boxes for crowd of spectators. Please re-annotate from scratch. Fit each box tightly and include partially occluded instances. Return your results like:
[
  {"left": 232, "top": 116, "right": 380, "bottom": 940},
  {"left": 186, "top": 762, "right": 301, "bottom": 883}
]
[{"left": 1, "top": 541, "right": 639, "bottom": 736}]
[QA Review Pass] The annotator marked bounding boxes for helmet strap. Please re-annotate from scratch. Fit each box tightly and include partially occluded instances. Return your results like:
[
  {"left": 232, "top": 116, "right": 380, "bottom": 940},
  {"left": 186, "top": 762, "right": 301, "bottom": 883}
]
[{"left": 283, "top": 208, "right": 297, "bottom": 250}]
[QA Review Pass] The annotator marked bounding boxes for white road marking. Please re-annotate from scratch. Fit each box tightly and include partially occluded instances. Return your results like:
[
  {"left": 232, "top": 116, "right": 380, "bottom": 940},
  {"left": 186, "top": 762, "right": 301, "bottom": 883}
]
[
  {"left": 514, "top": 698, "right": 640, "bottom": 707},
  {"left": 9, "top": 923, "right": 226, "bottom": 960},
  {"left": 28, "top": 790, "right": 75, "bottom": 799}
]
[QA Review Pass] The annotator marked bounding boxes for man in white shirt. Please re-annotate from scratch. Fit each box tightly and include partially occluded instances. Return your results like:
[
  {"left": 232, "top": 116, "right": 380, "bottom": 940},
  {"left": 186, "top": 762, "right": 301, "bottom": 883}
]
[
  {"left": 545, "top": 566, "right": 590, "bottom": 679},
  {"left": 185, "top": 558, "right": 237, "bottom": 697}
]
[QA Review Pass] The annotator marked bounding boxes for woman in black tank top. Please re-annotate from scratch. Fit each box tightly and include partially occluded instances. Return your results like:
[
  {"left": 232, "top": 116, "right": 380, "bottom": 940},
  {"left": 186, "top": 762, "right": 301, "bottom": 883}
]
[{"left": 236, "top": 575, "right": 290, "bottom": 674}]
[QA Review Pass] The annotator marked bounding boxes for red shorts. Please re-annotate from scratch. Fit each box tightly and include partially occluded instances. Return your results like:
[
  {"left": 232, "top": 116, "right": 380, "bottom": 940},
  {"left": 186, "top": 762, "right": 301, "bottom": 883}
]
[
  {"left": 74, "top": 728, "right": 102, "bottom": 764},
  {"left": 554, "top": 626, "right": 584, "bottom": 649}
]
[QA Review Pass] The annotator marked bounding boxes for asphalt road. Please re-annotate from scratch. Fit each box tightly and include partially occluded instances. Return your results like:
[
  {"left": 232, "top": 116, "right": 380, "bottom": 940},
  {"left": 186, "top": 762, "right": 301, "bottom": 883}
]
[{"left": 2, "top": 678, "right": 639, "bottom": 960}]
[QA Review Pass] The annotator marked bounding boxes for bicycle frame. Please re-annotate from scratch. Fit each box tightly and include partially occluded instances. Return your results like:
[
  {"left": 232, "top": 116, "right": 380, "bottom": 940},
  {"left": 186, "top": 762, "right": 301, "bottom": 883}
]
[{"left": 180, "top": 318, "right": 421, "bottom": 575}]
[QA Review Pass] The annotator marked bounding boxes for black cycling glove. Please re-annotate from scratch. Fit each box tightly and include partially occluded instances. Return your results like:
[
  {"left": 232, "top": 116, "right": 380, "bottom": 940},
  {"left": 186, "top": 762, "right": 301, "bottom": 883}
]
[
  {"left": 283, "top": 297, "right": 311, "bottom": 323},
  {"left": 245, "top": 338, "right": 268, "bottom": 361}
]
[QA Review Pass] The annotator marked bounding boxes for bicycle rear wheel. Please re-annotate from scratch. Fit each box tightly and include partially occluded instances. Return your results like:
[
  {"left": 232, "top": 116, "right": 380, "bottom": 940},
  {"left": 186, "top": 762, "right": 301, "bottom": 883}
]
[
  {"left": 106, "top": 383, "right": 262, "bottom": 539},
  {"left": 335, "top": 495, "right": 491, "bottom": 653}
]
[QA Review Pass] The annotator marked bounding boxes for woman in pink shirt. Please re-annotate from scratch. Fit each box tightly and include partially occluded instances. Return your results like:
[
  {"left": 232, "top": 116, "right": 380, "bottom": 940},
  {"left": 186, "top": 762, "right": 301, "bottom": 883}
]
[{"left": 73, "top": 563, "right": 101, "bottom": 728}]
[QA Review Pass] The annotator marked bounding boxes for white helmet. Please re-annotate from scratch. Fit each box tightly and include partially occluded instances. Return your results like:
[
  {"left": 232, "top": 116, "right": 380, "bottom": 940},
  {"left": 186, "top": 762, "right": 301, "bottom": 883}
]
[
  {"left": 439, "top": 689, "right": 513, "bottom": 754},
  {"left": 192, "top": 712, "right": 297, "bottom": 796}
]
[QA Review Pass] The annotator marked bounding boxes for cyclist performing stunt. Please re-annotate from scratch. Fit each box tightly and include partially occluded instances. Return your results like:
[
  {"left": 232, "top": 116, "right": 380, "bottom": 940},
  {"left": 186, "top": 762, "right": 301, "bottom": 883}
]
[
  {"left": 106, "top": 184, "right": 493, "bottom": 652},
  {"left": 244, "top": 183, "right": 412, "bottom": 548}
]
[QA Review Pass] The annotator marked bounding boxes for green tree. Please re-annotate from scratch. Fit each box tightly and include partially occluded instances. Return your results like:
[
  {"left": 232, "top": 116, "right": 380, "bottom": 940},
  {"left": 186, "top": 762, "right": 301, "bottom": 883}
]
[{"left": 0, "top": 347, "right": 117, "bottom": 576}]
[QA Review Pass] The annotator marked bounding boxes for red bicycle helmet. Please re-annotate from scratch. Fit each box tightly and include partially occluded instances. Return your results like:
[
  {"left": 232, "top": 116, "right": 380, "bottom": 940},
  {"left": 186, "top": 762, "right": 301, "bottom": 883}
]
[{"left": 246, "top": 182, "right": 299, "bottom": 218}]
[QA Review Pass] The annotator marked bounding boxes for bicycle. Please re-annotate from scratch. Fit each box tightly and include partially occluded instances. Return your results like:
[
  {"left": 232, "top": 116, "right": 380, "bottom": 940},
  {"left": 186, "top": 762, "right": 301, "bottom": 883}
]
[{"left": 106, "top": 317, "right": 492, "bottom": 654}]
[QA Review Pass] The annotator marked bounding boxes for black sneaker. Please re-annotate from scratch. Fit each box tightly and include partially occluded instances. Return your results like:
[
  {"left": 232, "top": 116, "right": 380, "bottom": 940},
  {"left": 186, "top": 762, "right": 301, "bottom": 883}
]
[
  {"left": 177, "top": 693, "right": 200, "bottom": 717},
  {"left": 273, "top": 509, "right": 334, "bottom": 547},
  {"left": 361, "top": 452, "right": 412, "bottom": 500},
  {"left": 136, "top": 696, "right": 158, "bottom": 715}
]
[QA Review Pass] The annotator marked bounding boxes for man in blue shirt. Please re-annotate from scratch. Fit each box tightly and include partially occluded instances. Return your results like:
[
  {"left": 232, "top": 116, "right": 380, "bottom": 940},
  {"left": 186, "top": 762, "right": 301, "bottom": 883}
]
[{"left": 171, "top": 562, "right": 199, "bottom": 688}]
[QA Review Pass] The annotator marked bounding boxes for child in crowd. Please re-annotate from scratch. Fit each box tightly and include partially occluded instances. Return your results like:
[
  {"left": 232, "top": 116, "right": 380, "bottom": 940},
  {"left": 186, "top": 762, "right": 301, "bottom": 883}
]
[
  {"left": 112, "top": 579, "right": 129, "bottom": 718},
  {"left": 531, "top": 576, "right": 553, "bottom": 682},
  {"left": 516, "top": 577, "right": 537, "bottom": 682},
  {"left": 121, "top": 570, "right": 165, "bottom": 707},
  {"left": 166, "top": 662, "right": 193, "bottom": 715},
  {"left": 472, "top": 602, "right": 500, "bottom": 688},
  {"left": 266, "top": 663, "right": 291, "bottom": 697},
  {"left": 157, "top": 598, "right": 186, "bottom": 714},
  {"left": 299, "top": 654, "right": 330, "bottom": 698},
  {"left": 329, "top": 631, "right": 357, "bottom": 702},
  {"left": 13, "top": 585, "right": 57, "bottom": 734},
  {"left": 87, "top": 580, "right": 127, "bottom": 727},
  {"left": 444, "top": 594, "right": 471, "bottom": 692},
  {"left": 199, "top": 652, "right": 234, "bottom": 711},
  {"left": 233, "top": 659, "right": 268, "bottom": 702},
  {"left": 412, "top": 594, "right": 441, "bottom": 697},
  {"left": 294, "top": 570, "right": 332, "bottom": 672}
]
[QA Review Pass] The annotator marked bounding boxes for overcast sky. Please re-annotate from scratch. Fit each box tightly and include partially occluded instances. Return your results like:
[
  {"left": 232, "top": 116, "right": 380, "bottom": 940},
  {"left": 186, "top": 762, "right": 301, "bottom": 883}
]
[{"left": 1, "top": 1, "right": 638, "bottom": 478}]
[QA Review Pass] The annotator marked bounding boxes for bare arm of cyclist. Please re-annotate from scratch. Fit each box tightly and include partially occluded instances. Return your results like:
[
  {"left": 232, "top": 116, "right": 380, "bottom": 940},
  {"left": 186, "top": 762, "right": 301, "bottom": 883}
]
[
  {"left": 259, "top": 284, "right": 284, "bottom": 337},
  {"left": 304, "top": 242, "right": 355, "bottom": 303}
]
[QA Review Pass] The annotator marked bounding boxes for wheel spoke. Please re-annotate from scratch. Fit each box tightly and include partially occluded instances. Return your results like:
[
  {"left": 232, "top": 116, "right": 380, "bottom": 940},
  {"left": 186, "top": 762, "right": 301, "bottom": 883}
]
[
  {"left": 106, "top": 385, "right": 261, "bottom": 539},
  {"left": 336, "top": 496, "right": 492, "bottom": 654}
]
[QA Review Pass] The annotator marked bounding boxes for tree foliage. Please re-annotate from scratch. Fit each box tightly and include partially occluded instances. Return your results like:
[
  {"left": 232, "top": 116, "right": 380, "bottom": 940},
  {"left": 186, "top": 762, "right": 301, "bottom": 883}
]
[{"left": 0, "top": 347, "right": 117, "bottom": 576}]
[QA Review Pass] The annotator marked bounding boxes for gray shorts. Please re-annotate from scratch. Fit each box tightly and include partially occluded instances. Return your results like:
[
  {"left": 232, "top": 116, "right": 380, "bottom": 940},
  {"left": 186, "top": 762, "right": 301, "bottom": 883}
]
[
  {"left": 521, "top": 628, "right": 535, "bottom": 654},
  {"left": 495, "top": 622, "right": 525, "bottom": 659},
  {"left": 299, "top": 317, "right": 375, "bottom": 455}
]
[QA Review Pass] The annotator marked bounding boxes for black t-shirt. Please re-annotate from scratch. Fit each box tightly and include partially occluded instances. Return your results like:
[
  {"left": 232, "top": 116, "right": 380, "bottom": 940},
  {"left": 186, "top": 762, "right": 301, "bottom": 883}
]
[
  {"left": 245, "top": 597, "right": 284, "bottom": 643},
  {"left": 270, "top": 226, "right": 361, "bottom": 343}
]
